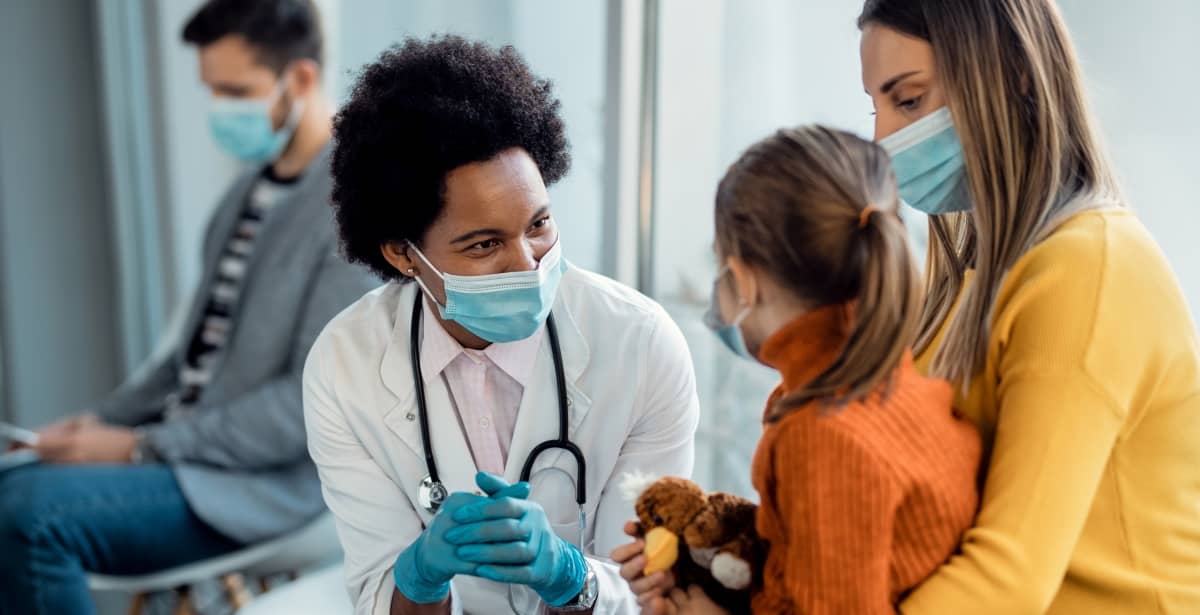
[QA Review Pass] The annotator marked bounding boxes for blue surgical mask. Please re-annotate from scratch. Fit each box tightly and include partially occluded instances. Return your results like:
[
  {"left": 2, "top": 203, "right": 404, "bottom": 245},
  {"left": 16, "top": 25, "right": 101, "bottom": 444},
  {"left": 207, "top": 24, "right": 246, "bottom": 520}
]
[
  {"left": 208, "top": 82, "right": 303, "bottom": 163},
  {"left": 702, "top": 267, "right": 754, "bottom": 360},
  {"left": 409, "top": 240, "right": 566, "bottom": 343},
  {"left": 879, "top": 107, "right": 971, "bottom": 215}
]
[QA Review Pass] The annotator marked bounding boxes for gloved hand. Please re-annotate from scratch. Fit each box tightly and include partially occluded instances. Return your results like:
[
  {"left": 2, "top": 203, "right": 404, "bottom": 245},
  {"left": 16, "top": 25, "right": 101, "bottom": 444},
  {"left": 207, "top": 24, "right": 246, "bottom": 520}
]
[
  {"left": 393, "top": 478, "right": 531, "bottom": 603},
  {"left": 393, "top": 492, "right": 483, "bottom": 603},
  {"left": 446, "top": 472, "right": 589, "bottom": 608}
]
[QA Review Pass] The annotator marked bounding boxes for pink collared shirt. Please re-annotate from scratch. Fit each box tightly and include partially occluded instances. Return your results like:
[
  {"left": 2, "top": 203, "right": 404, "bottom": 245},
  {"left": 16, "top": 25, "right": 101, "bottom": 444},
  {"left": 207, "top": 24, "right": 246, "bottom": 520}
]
[{"left": 419, "top": 307, "right": 544, "bottom": 475}]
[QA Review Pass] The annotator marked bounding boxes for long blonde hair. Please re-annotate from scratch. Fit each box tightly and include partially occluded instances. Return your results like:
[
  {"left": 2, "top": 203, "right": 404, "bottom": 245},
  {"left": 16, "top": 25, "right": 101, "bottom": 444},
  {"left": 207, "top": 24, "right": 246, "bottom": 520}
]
[
  {"left": 716, "top": 126, "right": 921, "bottom": 417},
  {"left": 858, "top": 0, "right": 1123, "bottom": 387}
]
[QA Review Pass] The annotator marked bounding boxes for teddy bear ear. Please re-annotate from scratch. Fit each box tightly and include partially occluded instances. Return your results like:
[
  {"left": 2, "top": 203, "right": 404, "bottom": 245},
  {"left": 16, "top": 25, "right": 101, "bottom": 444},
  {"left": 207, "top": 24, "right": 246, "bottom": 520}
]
[{"left": 618, "top": 470, "right": 660, "bottom": 504}]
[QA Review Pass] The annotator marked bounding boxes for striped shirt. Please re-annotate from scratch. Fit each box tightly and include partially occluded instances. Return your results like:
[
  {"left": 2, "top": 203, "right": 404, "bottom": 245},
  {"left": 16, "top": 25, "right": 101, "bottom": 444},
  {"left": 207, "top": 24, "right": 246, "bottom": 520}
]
[{"left": 175, "top": 169, "right": 300, "bottom": 408}]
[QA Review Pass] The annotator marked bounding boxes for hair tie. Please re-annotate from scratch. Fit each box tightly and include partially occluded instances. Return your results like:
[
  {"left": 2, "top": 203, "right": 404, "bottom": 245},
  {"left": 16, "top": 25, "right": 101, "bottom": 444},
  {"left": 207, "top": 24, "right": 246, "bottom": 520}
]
[{"left": 858, "top": 205, "right": 879, "bottom": 229}]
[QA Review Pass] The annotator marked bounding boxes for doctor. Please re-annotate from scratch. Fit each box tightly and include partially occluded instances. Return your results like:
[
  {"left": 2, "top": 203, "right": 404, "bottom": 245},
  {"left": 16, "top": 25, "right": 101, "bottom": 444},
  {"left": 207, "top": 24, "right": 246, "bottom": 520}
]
[{"left": 303, "top": 35, "right": 700, "bottom": 615}]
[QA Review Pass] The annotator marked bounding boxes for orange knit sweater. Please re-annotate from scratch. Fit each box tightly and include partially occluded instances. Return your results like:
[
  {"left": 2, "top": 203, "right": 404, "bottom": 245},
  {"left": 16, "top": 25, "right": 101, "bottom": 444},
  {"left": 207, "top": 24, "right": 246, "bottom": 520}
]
[{"left": 750, "top": 306, "right": 981, "bottom": 614}]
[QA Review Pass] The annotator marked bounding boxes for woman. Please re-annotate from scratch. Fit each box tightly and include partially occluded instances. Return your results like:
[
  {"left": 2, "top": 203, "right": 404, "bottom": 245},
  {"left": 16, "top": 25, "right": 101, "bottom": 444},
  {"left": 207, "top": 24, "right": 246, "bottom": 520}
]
[
  {"left": 856, "top": 1, "right": 1200, "bottom": 613},
  {"left": 304, "top": 36, "right": 700, "bottom": 614},
  {"left": 624, "top": 1, "right": 1199, "bottom": 613},
  {"left": 619, "top": 125, "right": 981, "bottom": 614}
]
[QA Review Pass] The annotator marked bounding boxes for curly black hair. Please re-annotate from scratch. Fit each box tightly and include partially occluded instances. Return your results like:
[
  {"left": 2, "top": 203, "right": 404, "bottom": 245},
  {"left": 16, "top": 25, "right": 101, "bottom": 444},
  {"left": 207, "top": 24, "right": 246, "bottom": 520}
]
[{"left": 330, "top": 35, "right": 572, "bottom": 281}]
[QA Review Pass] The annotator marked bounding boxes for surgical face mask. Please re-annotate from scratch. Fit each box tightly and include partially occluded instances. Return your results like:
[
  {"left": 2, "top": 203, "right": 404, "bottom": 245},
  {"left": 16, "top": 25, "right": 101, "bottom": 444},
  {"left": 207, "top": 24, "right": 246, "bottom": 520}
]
[
  {"left": 879, "top": 107, "right": 971, "bottom": 215},
  {"left": 208, "top": 80, "right": 303, "bottom": 163},
  {"left": 409, "top": 240, "right": 566, "bottom": 343},
  {"left": 702, "top": 267, "right": 754, "bottom": 360}
]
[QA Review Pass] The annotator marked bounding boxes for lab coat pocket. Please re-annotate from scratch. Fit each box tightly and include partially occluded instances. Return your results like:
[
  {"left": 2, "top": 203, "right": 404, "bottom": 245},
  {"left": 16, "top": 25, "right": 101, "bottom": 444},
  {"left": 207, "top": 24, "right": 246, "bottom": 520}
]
[{"left": 526, "top": 456, "right": 589, "bottom": 549}]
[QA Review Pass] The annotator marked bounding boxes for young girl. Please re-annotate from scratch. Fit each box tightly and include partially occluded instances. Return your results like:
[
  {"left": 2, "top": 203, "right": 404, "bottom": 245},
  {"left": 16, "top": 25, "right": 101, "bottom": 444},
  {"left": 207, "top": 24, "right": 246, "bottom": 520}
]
[{"left": 613, "top": 125, "right": 980, "bottom": 614}]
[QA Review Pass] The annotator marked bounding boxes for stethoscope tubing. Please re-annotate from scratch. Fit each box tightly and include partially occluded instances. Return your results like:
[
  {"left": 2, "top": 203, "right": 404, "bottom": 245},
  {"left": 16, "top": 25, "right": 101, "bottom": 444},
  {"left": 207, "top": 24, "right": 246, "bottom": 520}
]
[{"left": 409, "top": 292, "right": 586, "bottom": 512}]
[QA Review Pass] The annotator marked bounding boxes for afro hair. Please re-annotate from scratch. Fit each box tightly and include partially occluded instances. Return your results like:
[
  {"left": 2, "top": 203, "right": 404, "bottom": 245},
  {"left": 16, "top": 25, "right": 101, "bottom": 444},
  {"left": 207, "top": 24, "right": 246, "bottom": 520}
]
[{"left": 330, "top": 35, "right": 571, "bottom": 280}]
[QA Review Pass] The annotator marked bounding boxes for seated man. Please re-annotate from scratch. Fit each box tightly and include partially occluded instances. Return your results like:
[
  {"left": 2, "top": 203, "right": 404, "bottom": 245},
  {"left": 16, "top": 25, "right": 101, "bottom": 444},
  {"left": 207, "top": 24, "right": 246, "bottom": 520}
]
[
  {"left": 0, "top": 1, "right": 376, "bottom": 613},
  {"left": 304, "top": 36, "right": 700, "bottom": 614}
]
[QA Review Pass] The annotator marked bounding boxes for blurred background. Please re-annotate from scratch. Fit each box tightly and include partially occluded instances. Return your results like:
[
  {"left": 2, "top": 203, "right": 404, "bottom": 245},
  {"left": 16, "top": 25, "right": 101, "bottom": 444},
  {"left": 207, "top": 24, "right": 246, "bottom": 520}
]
[{"left": 0, "top": 0, "right": 1196, "bottom": 610}]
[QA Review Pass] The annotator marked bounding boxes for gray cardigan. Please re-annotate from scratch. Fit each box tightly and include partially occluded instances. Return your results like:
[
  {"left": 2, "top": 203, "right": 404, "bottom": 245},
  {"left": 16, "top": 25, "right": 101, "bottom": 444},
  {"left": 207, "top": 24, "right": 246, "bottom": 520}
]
[{"left": 97, "top": 145, "right": 378, "bottom": 543}]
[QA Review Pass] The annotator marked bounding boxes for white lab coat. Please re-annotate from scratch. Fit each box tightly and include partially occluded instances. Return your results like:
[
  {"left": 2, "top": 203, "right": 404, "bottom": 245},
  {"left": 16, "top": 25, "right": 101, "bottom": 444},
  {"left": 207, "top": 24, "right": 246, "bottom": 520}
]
[{"left": 303, "top": 265, "right": 700, "bottom": 615}]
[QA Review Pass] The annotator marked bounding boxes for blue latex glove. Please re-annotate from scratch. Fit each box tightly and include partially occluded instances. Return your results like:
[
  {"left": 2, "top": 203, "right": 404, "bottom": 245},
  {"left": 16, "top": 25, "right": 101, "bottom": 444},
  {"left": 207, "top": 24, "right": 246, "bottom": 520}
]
[
  {"left": 393, "top": 479, "right": 531, "bottom": 603},
  {"left": 393, "top": 492, "right": 483, "bottom": 603},
  {"left": 445, "top": 472, "right": 588, "bottom": 608}
]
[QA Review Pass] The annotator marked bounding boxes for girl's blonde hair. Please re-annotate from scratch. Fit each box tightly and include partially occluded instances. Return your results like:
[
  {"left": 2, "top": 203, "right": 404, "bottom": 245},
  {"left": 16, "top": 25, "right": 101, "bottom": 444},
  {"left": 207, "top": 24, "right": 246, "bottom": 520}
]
[{"left": 716, "top": 125, "right": 921, "bottom": 418}]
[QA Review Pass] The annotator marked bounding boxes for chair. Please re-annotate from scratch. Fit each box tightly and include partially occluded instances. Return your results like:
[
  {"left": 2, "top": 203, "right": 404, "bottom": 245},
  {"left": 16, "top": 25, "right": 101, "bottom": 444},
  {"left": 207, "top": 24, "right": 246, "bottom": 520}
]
[{"left": 88, "top": 512, "right": 341, "bottom": 615}]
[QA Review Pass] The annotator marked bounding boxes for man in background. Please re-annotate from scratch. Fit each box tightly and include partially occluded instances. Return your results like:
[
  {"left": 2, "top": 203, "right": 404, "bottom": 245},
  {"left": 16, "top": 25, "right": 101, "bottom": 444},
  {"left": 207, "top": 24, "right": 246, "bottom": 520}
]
[{"left": 0, "top": 1, "right": 375, "bottom": 613}]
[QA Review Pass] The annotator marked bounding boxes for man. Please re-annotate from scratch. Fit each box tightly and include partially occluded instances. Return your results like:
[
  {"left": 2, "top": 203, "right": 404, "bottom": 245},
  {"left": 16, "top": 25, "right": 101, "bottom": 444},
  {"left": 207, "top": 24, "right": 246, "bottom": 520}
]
[
  {"left": 0, "top": 1, "right": 376, "bottom": 613},
  {"left": 304, "top": 36, "right": 700, "bottom": 614}
]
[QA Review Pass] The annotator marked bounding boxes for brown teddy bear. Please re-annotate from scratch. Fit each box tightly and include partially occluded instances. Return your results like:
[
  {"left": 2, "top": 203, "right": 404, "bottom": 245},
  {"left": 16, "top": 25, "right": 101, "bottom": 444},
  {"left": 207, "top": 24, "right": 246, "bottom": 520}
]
[{"left": 621, "top": 473, "right": 766, "bottom": 614}]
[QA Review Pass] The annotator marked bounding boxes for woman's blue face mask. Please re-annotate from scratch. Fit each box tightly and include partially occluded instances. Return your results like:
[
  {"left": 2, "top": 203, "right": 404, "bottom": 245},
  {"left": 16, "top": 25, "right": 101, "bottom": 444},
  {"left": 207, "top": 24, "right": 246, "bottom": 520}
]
[
  {"left": 879, "top": 107, "right": 971, "bottom": 215},
  {"left": 408, "top": 240, "right": 566, "bottom": 343}
]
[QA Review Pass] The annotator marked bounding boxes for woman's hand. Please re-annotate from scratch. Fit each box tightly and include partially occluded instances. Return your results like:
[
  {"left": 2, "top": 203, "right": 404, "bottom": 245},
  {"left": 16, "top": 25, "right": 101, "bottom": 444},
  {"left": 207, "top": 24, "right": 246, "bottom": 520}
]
[
  {"left": 668, "top": 586, "right": 728, "bottom": 615},
  {"left": 611, "top": 521, "right": 676, "bottom": 613}
]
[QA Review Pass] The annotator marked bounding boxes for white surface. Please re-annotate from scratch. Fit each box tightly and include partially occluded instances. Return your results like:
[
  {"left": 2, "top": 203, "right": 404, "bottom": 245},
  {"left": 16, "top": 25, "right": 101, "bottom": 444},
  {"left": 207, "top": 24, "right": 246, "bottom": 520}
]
[
  {"left": 235, "top": 563, "right": 351, "bottom": 615},
  {"left": 1057, "top": 0, "right": 1200, "bottom": 316}
]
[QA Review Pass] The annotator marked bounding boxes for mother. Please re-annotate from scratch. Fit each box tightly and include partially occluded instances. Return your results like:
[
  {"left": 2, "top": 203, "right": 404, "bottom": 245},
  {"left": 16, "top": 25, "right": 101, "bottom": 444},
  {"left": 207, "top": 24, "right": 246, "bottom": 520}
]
[{"left": 859, "top": 1, "right": 1200, "bottom": 613}]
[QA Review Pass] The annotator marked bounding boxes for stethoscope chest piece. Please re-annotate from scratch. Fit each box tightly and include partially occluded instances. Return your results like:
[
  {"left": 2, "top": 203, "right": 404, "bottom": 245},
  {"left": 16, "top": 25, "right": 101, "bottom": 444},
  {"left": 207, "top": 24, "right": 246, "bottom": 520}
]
[{"left": 418, "top": 475, "right": 448, "bottom": 514}]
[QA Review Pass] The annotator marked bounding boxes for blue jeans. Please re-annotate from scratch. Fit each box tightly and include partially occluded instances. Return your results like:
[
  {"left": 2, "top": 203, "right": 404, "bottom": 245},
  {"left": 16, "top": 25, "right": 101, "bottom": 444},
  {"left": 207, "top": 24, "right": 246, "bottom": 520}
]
[{"left": 0, "top": 463, "right": 242, "bottom": 615}]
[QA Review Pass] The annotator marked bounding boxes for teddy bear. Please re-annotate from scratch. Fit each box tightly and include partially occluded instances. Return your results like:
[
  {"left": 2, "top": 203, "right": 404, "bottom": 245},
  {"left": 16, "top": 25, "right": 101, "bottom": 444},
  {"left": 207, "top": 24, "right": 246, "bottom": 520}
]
[{"left": 621, "top": 473, "right": 766, "bottom": 614}]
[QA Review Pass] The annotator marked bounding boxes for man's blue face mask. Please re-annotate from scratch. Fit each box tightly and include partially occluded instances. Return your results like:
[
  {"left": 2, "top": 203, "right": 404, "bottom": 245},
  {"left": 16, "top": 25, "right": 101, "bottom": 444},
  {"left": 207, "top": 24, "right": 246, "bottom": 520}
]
[
  {"left": 208, "top": 79, "right": 303, "bottom": 163},
  {"left": 408, "top": 240, "right": 566, "bottom": 344},
  {"left": 879, "top": 107, "right": 971, "bottom": 215}
]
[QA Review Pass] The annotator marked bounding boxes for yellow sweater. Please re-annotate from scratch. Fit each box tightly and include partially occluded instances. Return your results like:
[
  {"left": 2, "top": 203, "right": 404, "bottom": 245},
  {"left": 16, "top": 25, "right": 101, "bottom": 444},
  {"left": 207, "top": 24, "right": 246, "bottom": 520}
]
[{"left": 902, "top": 210, "right": 1200, "bottom": 615}]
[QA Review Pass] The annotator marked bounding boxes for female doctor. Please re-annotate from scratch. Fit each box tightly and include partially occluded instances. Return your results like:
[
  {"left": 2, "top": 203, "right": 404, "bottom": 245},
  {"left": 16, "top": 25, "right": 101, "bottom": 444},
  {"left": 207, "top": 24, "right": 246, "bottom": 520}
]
[{"left": 302, "top": 36, "right": 700, "bottom": 615}]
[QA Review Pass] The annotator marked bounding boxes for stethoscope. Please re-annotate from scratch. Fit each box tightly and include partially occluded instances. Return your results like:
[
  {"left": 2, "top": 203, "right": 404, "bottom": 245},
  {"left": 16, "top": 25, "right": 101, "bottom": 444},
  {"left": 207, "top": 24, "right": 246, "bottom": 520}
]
[{"left": 410, "top": 294, "right": 587, "bottom": 528}]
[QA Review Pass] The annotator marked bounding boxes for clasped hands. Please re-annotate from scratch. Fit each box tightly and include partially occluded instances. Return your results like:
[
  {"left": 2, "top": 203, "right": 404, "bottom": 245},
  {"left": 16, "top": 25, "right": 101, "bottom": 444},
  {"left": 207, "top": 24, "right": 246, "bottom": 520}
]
[{"left": 394, "top": 472, "right": 587, "bottom": 608}]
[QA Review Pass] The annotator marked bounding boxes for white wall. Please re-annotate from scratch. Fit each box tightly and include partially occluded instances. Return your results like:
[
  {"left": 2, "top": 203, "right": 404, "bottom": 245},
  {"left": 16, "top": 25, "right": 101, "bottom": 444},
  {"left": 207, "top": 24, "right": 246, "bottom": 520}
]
[{"left": 1059, "top": 0, "right": 1200, "bottom": 314}]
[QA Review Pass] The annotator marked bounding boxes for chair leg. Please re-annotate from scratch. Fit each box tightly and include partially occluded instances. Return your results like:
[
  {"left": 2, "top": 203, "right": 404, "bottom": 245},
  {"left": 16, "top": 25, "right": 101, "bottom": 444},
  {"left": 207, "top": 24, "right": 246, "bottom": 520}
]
[
  {"left": 127, "top": 593, "right": 147, "bottom": 615},
  {"left": 221, "top": 573, "right": 253, "bottom": 610}
]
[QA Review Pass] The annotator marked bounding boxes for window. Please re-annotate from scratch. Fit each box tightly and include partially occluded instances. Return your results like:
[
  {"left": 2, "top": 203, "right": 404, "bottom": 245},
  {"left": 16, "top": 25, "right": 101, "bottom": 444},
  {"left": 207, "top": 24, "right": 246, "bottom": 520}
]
[{"left": 650, "top": 0, "right": 878, "bottom": 497}]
